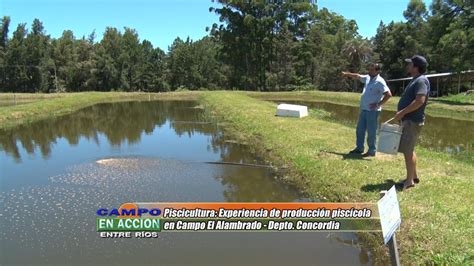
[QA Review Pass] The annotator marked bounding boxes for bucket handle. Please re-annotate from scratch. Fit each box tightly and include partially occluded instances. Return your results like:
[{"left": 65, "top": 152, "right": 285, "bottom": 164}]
[{"left": 383, "top": 117, "right": 401, "bottom": 125}]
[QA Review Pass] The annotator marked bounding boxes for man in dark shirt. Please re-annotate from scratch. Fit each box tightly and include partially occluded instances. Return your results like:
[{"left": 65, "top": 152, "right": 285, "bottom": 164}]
[{"left": 394, "top": 55, "right": 430, "bottom": 190}]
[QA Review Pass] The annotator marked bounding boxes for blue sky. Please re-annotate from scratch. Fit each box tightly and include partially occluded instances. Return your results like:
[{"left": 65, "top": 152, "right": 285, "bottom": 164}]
[{"left": 1, "top": 0, "right": 430, "bottom": 51}]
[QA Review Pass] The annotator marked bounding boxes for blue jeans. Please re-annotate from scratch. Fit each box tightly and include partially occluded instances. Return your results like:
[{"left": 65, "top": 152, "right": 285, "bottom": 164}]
[{"left": 356, "top": 110, "right": 380, "bottom": 154}]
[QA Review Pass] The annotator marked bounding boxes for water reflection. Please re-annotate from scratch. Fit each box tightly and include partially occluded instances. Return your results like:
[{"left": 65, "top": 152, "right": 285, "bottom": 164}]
[
  {"left": 1, "top": 101, "right": 211, "bottom": 161},
  {"left": 0, "top": 100, "right": 372, "bottom": 265}
]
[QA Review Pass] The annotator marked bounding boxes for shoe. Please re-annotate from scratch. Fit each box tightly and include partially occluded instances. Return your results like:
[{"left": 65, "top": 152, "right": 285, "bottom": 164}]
[
  {"left": 349, "top": 148, "right": 363, "bottom": 154},
  {"left": 395, "top": 181, "right": 415, "bottom": 191},
  {"left": 402, "top": 182, "right": 415, "bottom": 190},
  {"left": 362, "top": 152, "right": 375, "bottom": 157},
  {"left": 399, "top": 177, "right": 420, "bottom": 184}
]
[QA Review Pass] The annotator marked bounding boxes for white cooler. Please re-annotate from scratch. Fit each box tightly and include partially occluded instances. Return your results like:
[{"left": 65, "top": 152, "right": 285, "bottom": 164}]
[{"left": 276, "top": 104, "right": 308, "bottom": 118}]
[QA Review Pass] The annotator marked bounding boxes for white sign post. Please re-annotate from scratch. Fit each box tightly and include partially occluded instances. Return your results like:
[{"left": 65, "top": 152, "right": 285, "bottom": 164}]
[{"left": 378, "top": 185, "right": 401, "bottom": 265}]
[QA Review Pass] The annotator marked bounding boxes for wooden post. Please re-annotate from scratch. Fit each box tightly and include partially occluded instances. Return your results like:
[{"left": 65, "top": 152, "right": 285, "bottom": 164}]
[
  {"left": 380, "top": 190, "right": 401, "bottom": 266},
  {"left": 458, "top": 74, "right": 461, "bottom": 94},
  {"left": 437, "top": 77, "right": 440, "bottom": 97},
  {"left": 54, "top": 65, "right": 59, "bottom": 92}
]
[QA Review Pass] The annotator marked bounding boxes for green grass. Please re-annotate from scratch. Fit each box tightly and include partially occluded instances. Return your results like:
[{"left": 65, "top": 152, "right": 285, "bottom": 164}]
[
  {"left": 1, "top": 90, "right": 473, "bottom": 263},
  {"left": 0, "top": 91, "right": 200, "bottom": 130},
  {"left": 200, "top": 92, "right": 474, "bottom": 264},
  {"left": 249, "top": 91, "right": 474, "bottom": 121},
  {"left": 0, "top": 92, "right": 67, "bottom": 100},
  {"left": 431, "top": 93, "right": 474, "bottom": 105}
]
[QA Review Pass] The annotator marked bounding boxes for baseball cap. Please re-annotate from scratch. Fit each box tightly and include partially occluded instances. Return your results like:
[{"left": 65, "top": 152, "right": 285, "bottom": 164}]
[{"left": 405, "top": 55, "right": 428, "bottom": 68}]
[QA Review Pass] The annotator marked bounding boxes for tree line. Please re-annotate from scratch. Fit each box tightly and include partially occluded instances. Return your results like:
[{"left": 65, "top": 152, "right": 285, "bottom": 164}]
[{"left": 0, "top": 0, "right": 471, "bottom": 93}]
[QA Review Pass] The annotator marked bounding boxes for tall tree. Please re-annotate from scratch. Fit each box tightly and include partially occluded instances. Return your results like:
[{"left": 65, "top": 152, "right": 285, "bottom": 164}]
[
  {"left": 294, "top": 7, "right": 359, "bottom": 91},
  {"left": 24, "top": 19, "right": 51, "bottom": 92},
  {"left": 52, "top": 30, "right": 76, "bottom": 91},
  {"left": 0, "top": 16, "right": 10, "bottom": 48},
  {"left": 93, "top": 27, "right": 122, "bottom": 91},
  {"left": 267, "top": 24, "right": 297, "bottom": 91},
  {"left": 0, "top": 16, "right": 11, "bottom": 89},
  {"left": 136, "top": 40, "right": 167, "bottom": 92},
  {"left": 4, "top": 23, "right": 28, "bottom": 92},
  {"left": 404, "top": 0, "right": 428, "bottom": 27},
  {"left": 342, "top": 37, "right": 373, "bottom": 91},
  {"left": 427, "top": 0, "right": 472, "bottom": 71},
  {"left": 119, "top": 28, "right": 141, "bottom": 91},
  {"left": 342, "top": 37, "right": 373, "bottom": 73},
  {"left": 209, "top": 0, "right": 317, "bottom": 91},
  {"left": 0, "top": 1, "right": 472, "bottom": 93}
]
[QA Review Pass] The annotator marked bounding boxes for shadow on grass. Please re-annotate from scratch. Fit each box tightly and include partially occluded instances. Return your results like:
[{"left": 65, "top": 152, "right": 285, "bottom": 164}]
[
  {"left": 325, "top": 151, "right": 364, "bottom": 160},
  {"left": 361, "top": 179, "right": 403, "bottom": 192}
]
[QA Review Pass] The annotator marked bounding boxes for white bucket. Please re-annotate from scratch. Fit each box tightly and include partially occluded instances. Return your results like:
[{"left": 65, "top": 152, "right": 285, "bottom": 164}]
[{"left": 377, "top": 118, "right": 403, "bottom": 155}]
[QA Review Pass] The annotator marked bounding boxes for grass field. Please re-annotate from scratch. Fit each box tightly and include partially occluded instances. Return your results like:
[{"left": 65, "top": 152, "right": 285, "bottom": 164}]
[
  {"left": 1, "top": 90, "right": 472, "bottom": 130},
  {"left": 1, "top": 91, "right": 473, "bottom": 263},
  {"left": 432, "top": 93, "right": 474, "bottom": 105},
  {"left": 201, "top": 92, "right": 473, "bottom": 264},
  {"left": 249, "top": 91, "right": 474, "bottom": 121}
]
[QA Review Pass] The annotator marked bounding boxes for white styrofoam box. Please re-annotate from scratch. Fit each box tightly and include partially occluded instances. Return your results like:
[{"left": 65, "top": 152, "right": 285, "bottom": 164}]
[{"left": 276, "top": 104, "right": 308, "bottom": 118}]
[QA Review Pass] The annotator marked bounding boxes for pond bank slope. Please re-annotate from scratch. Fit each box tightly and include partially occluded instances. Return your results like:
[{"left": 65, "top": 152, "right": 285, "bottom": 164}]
[{"left": 200, "top": 91, "right": 473, "bottom": 264}]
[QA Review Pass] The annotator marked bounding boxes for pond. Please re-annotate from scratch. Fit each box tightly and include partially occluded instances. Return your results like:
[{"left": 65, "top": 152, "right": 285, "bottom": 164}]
[
  {"left": 0, "top": 101, "right": 372, "bottom": 265},
  {"left": 274, "top": 100, "right": 474, "bottom": 154}
]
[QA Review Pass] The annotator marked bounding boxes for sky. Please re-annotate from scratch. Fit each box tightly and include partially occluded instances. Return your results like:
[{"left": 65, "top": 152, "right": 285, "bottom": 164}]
[{"left": 1, "top": 0, "right": 430, "bottom": 51}]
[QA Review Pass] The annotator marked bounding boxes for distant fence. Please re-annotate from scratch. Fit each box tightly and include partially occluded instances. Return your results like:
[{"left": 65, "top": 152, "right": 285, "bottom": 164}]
[{"left": 387, "top": 70, "right": 474, "bottom": 97}]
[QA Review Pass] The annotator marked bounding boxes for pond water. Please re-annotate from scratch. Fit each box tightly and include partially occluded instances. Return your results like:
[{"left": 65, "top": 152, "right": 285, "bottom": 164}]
[
  {"left": 0, "top": 101, "right": 372, "bottom": 265},
  {"left": 274, "top": 100, "right": 474, "bottom": 154}
]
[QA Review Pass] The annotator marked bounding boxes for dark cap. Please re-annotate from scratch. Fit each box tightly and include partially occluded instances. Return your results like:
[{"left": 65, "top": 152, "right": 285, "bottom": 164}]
[{"left": 405, "top": 55, "right": 428, "bottom": 68}]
